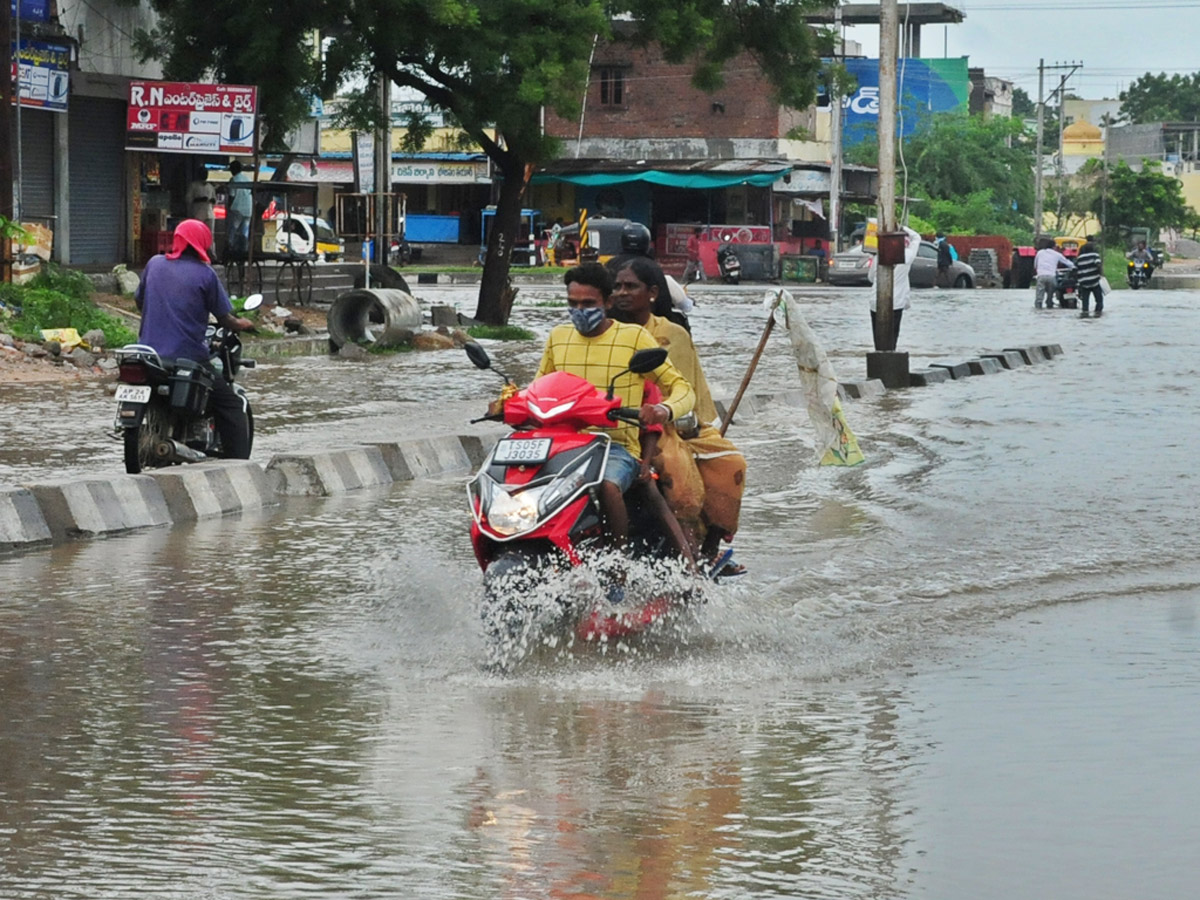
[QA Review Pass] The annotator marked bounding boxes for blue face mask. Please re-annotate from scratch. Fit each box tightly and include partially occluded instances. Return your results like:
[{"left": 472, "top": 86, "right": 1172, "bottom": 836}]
[{"left": 568, "top": 306, "right": 605, "bottom": 335}]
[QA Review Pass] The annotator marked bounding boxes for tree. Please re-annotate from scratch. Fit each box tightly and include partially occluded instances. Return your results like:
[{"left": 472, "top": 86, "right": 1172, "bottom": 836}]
[
  {"left": 1101, "top": 159, "right": 1200, "bottom": 239},
  {"left": 139, "top": 0, "right": 838, "bottom": 324},
  {"left": 1119, "top": 72, "right": 1200, "bottom": 124},
  {"left": 848, "top": 112, "right": 1035, "bottom": 239}
]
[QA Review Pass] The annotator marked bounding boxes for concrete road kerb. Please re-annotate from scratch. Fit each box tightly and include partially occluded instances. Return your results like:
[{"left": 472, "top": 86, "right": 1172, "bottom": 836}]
[{"left": 0, "top": 344, "right": 1061, "bottom": 553}]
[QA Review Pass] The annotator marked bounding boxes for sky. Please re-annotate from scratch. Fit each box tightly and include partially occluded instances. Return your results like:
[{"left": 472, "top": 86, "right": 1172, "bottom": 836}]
[{"left": 842, "top": 0, "right": 1200, "bottom": 102}]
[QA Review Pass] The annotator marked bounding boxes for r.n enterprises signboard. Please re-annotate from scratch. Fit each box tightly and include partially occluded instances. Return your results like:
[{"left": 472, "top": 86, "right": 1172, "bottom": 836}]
[{"left": 126, "top": 81, "right": 257, "bottom": 155}]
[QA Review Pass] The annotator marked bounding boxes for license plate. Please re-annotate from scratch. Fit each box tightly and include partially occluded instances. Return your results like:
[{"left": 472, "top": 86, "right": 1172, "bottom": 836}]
[
  {"left": 492, "top": 437, "right": 552, "bottom": 465},
  {"left": 115, "top": 385, "right": 151, "bottom": 403}
]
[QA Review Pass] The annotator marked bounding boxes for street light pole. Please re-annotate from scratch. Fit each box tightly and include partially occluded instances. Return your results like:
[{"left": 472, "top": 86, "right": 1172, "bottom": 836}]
[{"left": 1033, "top": 59, "right": 1045, "bottom": 241}]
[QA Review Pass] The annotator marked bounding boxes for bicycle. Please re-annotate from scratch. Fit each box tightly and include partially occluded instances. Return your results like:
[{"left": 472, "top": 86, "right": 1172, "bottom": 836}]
[
  {"left": 224, "top": 256, "right": 263, "bottom": 300},
  {"left": 274, "top": 255, "right": 314, "bottom": 307}
]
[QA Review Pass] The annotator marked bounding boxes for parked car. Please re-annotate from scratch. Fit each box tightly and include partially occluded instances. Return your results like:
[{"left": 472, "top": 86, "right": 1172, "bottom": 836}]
[{"left": 827, "top": 242, "right": 976, "bottom": 288}]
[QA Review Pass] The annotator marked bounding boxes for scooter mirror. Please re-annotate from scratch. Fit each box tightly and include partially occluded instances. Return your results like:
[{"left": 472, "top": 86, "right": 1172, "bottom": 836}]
[
  {"left": 465, "top": 341, "right": 492, "bottom": 370},
  {"left": 606, "top": 347, "right": 669, "bottom": 399},
  {"left": 243, "top": 293, "right": 264, "bottom": 311},
  {"left": 628, "top": 347, "right": 668, "bottom": 374}
]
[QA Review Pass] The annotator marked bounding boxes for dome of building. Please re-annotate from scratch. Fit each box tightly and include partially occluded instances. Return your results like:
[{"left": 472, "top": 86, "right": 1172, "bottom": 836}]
[{"left": 1064, "top": 120, "right": 1102, "bottom": 140}]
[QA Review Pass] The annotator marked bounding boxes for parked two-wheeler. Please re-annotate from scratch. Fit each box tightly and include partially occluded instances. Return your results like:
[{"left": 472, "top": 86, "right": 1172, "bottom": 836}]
[
  {"left": 113, "top": 294, "right": 261, "bottom": 475},
  {"left": 464, "top": 342, "right": 695, "bottom": 651},
  {"left": 1127, "top": 259, "right": 1153, "bottom": 289},
  {"left": 1055, "top": 266, "right": 1079, "bottom": 308},
  {"left": 716, "top": 242, "right": 742, "bottom": 285}
]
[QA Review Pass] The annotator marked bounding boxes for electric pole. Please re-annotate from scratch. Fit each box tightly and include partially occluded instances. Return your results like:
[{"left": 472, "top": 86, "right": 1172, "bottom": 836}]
[
  {"left": 874, "top": 0, "right": 898, "bottom": 353},
  {"left": 828, "top": 2, "right": 843, "bottom": 254},
  {"left": 1, "top": 6, "right": 13, "bottom": 281},
  {"left": 1033, "top": 60, "right": 1081, "bottom": 239}
]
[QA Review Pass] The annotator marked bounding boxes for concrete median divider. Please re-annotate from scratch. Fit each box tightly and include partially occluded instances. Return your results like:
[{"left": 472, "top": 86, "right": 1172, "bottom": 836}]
[
  {"left": 266, "top": 447, "right": 395, "bottom": 496},
  {"left": 26, "top": 476, "right": 172, "bottom": 544},
  {"left": 148, "top": 462, "right": 278, "bottom": 521},
  {"left": 1, "top": 486, "right": 52, "bottom": 549}
]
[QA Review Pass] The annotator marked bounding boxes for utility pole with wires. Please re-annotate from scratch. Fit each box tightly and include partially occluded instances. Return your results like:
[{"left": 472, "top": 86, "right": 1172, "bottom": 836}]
[{"left": 1032, "top": 59, "right": 1081, "bottom": 239}]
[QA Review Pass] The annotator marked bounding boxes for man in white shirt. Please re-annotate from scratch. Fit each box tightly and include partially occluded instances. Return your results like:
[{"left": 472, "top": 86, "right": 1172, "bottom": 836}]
[
  {"left": 1033, "top": 238, "right": 1074, "bottom": 309},
  {"left": 867, "top": 224, "right": 921, "bottom": 345}
]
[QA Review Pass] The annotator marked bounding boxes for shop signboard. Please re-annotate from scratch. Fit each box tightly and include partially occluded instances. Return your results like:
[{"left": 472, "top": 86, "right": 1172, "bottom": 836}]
[
  {"left": 839, "top": 57, "right": 969, "bottom": 146},
  {"left": 390, "top": 160, "right": 487, "bottom": 184},
  {"left": 10, "top": 40, "right": 70, "bottom": 111},
  {"left": 10, "top": 0, "right": 50, "bottom": 21},
  {"left": 126, "top": 81, "right": 258, "bottom": 155}
]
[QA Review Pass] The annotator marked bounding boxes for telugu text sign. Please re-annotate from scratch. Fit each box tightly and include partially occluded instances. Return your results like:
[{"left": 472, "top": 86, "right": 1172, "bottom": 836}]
[{"left": 125, "top": 81, "right": 258, "bottom": 155}]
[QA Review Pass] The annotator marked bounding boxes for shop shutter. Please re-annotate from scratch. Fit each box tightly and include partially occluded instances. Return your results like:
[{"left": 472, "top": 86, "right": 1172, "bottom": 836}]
[
  {"left": 68, "top": 97, "right": 126, "bottom": 264},
  {"left": 11, "top": 108, "right": 55, "bottom": 222}
]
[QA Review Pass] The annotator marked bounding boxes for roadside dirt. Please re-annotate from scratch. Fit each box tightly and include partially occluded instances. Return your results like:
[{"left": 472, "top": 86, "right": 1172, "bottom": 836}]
[{"left": 1, "top": 292, "right": 331, "bottom": 386}]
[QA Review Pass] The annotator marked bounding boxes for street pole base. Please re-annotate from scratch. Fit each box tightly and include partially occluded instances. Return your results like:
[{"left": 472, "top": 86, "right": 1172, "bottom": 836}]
[{"left": 866, "top": 351, "right": 910, "bottom": 389}]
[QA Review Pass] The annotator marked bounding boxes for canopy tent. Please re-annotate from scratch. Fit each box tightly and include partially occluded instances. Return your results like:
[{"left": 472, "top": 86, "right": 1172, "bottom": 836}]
[{"left": 530, "top": 169, "right": 787, "bottom": 189}]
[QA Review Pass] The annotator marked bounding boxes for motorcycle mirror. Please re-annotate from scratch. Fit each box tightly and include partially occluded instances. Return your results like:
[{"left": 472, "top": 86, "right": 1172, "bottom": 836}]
[
  {"left": 465, "top": 341, "right": 491, "bottom": 370},
  {"left": 243, "top": 293, "right": 264, "bottom": 312},
  {"left": 606, "top": 347, "right": 669, "bottom": 399}
]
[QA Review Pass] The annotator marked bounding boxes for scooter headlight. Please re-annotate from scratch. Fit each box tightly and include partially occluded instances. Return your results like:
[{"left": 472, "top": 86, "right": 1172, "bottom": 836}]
[{"left": 486, "top": 486, "right": 542, "bottom": 536}]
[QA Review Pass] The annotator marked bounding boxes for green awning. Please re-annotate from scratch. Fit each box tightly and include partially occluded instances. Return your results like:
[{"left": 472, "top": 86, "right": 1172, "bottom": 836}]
[{"left": 530, "top": 169, "right": 787, "bottom": 189}]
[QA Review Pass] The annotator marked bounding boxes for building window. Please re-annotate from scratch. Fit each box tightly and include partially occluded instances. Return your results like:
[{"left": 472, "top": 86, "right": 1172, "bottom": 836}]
[{"left": 599, "top": 68, "right": 624, "bottom": 106}]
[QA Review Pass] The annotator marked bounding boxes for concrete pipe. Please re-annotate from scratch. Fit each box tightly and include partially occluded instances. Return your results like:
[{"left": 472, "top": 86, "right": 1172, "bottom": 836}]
[{"left": 326, "top": 289, "right": 423, "bottom": 350}]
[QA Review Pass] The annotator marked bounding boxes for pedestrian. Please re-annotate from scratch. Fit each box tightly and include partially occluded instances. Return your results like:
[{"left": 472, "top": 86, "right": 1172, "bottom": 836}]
[
  {"left": 935, "top": 233, "right": 956, "bottom": 287},
  {"left": 226, "top": 159, "right": 253, "bottom": 258},
  {"left": 134, "top": 219, "right": 256, "bottom": 458},
  {"left": 1033, "top": 237, "right": 1074, "bottom": 309},
  {"left": 187, "top": 171, "right": 216, "bottom": 235},
  {"left": 1075, "top": 239, "right": 1104, "bottom": 318},
  {"left": 867, "top": 224, "right": 921, "bottom": 346},
  {"left": 682, "top": 226, "right": 706, "bottom": 283}
]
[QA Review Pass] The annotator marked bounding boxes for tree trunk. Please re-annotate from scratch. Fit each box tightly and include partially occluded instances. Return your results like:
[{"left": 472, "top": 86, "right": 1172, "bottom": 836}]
[{"left": 473, "top": 163, "right": 527, "bottom": 325}]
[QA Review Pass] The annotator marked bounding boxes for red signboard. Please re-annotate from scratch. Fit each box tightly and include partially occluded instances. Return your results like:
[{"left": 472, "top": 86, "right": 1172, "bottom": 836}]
[{"left": 126, "top": 81, "right": 258, "bottom": 155}]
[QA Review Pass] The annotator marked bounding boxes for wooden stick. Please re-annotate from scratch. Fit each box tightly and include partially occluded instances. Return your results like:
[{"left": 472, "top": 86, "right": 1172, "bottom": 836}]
[{"left": 720, "top": 292, "right": 784, "bottom": 436}]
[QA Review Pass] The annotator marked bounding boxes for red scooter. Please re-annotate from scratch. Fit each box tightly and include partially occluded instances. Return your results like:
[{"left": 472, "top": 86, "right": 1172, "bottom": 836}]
[{"left": 465, "top": 342, "right": 695, "bottom": 652}]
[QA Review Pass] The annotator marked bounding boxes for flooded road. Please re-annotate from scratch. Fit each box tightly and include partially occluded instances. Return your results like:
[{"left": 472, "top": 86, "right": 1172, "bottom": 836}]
[{"left": 3, "top": 284, "right": 1200, "bottom": 898}]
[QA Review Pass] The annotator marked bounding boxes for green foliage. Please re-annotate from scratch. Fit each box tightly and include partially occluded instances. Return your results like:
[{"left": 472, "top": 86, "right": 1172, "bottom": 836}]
[
  {"left": 1119, "top": 72, "right": 1200, "bottom": 124},
  {"left": 1, "top": 272, "right": 137, "bottom": 348},
  {"left": 1, "top": 216, "right": 32, "bottom": 243},
  {"left": 466, "top": 324, "right": 537, "bottom": 341},
  {"left": 1104, "top": 160, "right": 1200, "bottom": 238},
  {"left": 850, "top": 113, "right": 1036, "bottom": 239}
]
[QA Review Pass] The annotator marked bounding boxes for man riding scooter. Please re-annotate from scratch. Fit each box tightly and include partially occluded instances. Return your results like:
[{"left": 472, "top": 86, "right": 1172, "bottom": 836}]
[{"left": 531, "top": 263, "right": 699, "bottom": 589}]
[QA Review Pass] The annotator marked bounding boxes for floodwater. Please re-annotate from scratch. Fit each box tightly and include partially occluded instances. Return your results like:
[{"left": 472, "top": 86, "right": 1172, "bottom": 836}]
[{"left": 3, "top": 283, "right": 1199, "bottom": 898}]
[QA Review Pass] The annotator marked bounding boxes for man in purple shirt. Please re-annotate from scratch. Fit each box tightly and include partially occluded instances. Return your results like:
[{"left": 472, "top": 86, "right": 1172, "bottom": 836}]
[{"left": 135, "top": 219, "right": 256, "bottom": 458}]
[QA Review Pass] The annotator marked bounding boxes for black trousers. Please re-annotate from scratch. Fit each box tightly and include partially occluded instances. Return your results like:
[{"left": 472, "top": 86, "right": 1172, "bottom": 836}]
[
  {"left": 1078, "top": 284, "right": 1104, "bottom": 313},
  {"left": 870, "top": 308, "right": 904, "bottom": 346},
  {"left": 209, "top": 376, "right": 251, "bottom": 458}
]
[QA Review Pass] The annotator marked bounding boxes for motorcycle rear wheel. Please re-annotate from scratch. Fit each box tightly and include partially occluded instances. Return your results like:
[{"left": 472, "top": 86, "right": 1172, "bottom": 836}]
[{"left": 123, "top": 403, "right": 169, "bottom": 474}]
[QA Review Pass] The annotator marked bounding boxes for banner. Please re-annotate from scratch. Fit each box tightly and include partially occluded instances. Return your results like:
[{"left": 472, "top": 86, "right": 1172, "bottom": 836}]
[
  {"left": 840, "top": 57, "right": 970, "bottom": 146},
  {"left": 10, "top": 0, "right": 50, "bottom": 21},
  {"left": 126, "top": 81, "right": 257, "bottom": 155},
  {"left": 10, "top": 40, "right": 70, "bottom": 111}
]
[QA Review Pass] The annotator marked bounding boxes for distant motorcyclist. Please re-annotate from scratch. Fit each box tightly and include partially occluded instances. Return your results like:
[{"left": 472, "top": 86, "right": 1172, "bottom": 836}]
[
  {"left": 134, "top": 219, "right": 256, "bottom": 458},
  {"left": 1129, "top": 241, "right": 1155, "bottom": 268}
]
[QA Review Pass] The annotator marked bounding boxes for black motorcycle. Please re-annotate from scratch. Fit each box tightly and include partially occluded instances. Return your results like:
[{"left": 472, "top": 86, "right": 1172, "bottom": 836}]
[
  {"left": 1055, "top": 266, "right": 1079, "bottom": 308},
  {"left": 717, "top": 242, "right": 741, "bottom": 285},
  {"left": 113, "top": 294, "right": 261, "bottom": 474}
]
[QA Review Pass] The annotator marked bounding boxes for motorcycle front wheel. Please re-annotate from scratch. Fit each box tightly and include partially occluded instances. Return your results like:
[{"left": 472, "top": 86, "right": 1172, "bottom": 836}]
[{"left": 123, "top": 402, "right": 170, "bottom": 474}]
